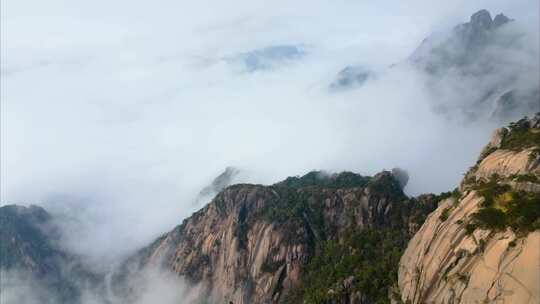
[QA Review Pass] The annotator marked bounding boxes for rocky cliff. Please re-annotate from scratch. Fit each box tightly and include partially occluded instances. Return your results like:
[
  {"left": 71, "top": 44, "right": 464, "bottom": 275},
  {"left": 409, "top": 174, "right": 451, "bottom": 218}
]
[
  {"left": 118, "top": 171, "right": 437, "bottom": 304},
  {"left": 331, "top": 10, "right": 538, "bottom": 121},
  {"left": 410, "top": 9, "right": 513, "bottom": 74},
  {"left": 0, "top": 205, "right": 62, "bottom": 273},
  {"left": 0, "top": 205, "right": 103, "bottom": 304},
  {"left": 3, "top": 114, "right": 538, "bottom": 304},
  {"left": 398, "top": 113, "right": 540, "bottom": 304},
  {"left": 410, "top": 9, "right": 538, "bottom": 121}
]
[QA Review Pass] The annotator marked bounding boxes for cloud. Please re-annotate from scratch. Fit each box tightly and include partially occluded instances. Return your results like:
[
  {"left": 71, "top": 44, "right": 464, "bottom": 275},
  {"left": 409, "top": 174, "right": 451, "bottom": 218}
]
[
  {"left": 1, "top": 0, "right": 538, "bottom": 276},
  {"left": 0, "top": 266, "right": 203, "bottom": 304},
  {"left": 0, "top": 269, "right": 61, "bottom": 304}
]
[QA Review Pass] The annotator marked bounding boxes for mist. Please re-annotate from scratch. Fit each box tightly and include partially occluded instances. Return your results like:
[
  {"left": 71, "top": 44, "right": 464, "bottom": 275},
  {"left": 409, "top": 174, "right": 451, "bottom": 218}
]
[
  {"left": 1, "top": 0, "right": 538, "bottom": 283},
  {"left": 1, "top": 266, "right": 203, "bottom": 304}
]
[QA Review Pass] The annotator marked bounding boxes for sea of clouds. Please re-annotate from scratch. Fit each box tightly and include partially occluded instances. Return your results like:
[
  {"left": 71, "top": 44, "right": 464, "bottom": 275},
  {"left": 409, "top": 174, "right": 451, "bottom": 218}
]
[{"left": 1, "top": 0, "right": 538, "bottom": 302}]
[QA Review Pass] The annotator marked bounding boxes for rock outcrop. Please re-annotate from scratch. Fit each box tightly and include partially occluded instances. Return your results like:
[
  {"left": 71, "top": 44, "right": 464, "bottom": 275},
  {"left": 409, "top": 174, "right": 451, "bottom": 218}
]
[
  {"left": 0, "top": 205, "right": 101, "bottom": 304},
  {"left": 120, "top": 171, "right": 437, "bottom": 303},
  {"left": 410, "top": 9, "right": 513, "bottom": 74},
  {"left": 329, "top": 66, "right": 374, "bottom": 91},
  {"left": 409, "top": 9, "right": 538, "bottom": 122},
  {"left": 199, "top": 167, "right": 242, "bottom": 198},
  {"left": 398, "top": 113, "right": 540, "bottom": 304},
  {"left": 0, "top": 205, "right": 65, "bottom": 274}
]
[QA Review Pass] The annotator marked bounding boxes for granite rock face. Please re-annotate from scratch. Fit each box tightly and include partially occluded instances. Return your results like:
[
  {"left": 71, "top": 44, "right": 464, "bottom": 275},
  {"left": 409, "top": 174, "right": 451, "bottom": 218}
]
[
  {"left": 398, "top": 113, "right": 540, "bottom": 304},
  {"left": 125, "top": 171, "right": 436, "bottom": 303}
]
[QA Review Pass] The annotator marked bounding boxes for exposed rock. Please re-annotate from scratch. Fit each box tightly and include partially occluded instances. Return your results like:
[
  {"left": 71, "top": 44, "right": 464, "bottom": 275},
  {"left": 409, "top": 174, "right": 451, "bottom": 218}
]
[
  {"left": 462, "top": 113, "right": 540, "bottom": 190},
  {"left": 470, "top": 9, "right": 493, "bottom": 30},
  {"left": 0, "top": 205, "right": 60, "bottom": 273},
  {"left": 122, "top": 171, "right": 437, "bottom": 303},
  {"left": 398, "top": 114, "right": 540, "bottom": 304},
  {"left": 199, "top": 166, "right": 242, "bottom": 197},
  {"left": 399, "top": 194, "right": 540, "bottom": 303},
  {"left": 411, "top": 9, "right": 517, "bottom": 73},
  {"left": 330, "top": 66, "right": 374, "bottom": 90},
  {"left": 0, "top": 205, "right": 102, "bottom": 304},
  {"left": 473, "top": 148, "right": 539, "bottom": 180},
  {"left": 493, "top": 13, "right": 512, "bottom": 27}
]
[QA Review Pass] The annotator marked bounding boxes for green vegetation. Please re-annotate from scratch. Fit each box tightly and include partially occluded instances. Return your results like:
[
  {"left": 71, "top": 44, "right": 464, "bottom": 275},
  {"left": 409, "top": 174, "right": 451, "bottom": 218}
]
[
  {"left": 457, "top": 273, "right": 469, "bottom": 284},
  {"left": 462, "top": 118, "right": 540, "bottom": 235},
  {"left": 465, "top": 223, "right": 477, "bottom": 235},
  {"left": 510, "top": 173, "right": 540, "bottom": 184},
  {"left": 470, "top": 208, "right": 507, "bottom": 230},
  {"left": 260, "top": 171, "right": 429, "bottom": 303},
  {"left": 500, "top": 120, "right": 540, "bottom": 151},
  {"left": 261, "top": 171, "right": 405, "bottom": 229},
  {"left": 261, "top": 257, "right": 284, "bottom": 273},
  {"left": 262, "top": 187, "right": 320, "bottom": 221},
  {"left": 434, "top": 188, "right": 461, "bottom": 202},
  {"left": 285, "top": 229, "right": 406, "bottom": 304},
  {"left": 480, "top": 146, "right": 498, "bottom": 159},
  {"left": 261, "top": 171, "right": 371, "bottom": 225},
  {"left": 439, "top": 207, "right": 451, "bottom": 221},
  {"left": 406, "top": 194, "right": 440, "bottom": 226},
  {"left": 434, "top": 189, "right": 461, "bottom": 222},
  {"left": 365, "top": 173, "right": 406, "bottom": 200},
  {"left": 467, "top": 177, "right": 540, "bottom": 234},
  {"left": 473, "top": 176, "right": 511, "bottom": 207},
  {"left": 277, "top": 171, "right": 370, "bottom": 189}
]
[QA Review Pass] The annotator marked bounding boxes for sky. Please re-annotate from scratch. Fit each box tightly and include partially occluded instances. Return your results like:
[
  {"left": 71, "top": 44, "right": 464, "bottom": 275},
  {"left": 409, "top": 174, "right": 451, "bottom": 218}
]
[{"left": 1, "top": 0, "right": 538, "bottom": 263}]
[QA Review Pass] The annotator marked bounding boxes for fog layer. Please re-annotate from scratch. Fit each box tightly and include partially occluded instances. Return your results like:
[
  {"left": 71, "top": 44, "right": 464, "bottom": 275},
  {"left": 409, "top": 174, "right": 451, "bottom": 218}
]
[{"left": 1, "top": 0, "right": 538, "bottom": 265}]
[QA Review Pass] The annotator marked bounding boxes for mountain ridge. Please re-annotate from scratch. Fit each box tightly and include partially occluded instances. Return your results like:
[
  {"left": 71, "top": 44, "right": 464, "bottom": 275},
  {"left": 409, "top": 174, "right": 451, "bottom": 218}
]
[{"left": 2, "top": 112, "right": 538, "bottom": 303}]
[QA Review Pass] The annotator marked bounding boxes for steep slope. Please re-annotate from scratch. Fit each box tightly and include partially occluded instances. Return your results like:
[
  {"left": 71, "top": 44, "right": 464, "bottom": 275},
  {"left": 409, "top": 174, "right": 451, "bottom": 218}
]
[
  {"left": 398, "top": 113, "right": 540, "bottom": 303},
  {"left": 120, "top": 171, "right": 438, "bottom": 304},
  {"left": 410, "top": 10, "right": 513, "bottom": 74},
  {"left": 410, "top": 9, "right": 538, "bottom": 121},
  {"left": 330, "top": 10, "right": 538, "bottom": 121},
  {"left": 0, "top": 205, "right": 62, "bottom": 272},
  {"left": 0, "top": 205, "right": 79, "bottom": 303},
  {"left": 329, "top": 66, "right": 374, "bottom": 91},
  {"left": 0, "top": 205, "right": 102, "bottom": 304},
  {"left": 199, "top": 167, "right": 242, "bottom": 198}
]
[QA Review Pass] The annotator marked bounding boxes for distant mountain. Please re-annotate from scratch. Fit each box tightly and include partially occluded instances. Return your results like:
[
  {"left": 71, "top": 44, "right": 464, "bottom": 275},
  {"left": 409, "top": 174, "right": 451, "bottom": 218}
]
[
  {"left": 410, "top": 9, "right": 513, "bottom": 73},
  {"left": 2, "top": 11, "right": 538, "bottom": 302},
  {"left": 224, "top": 45, "right": 306, "bottom": 72},
  {"left": 1, "top": 205, "right": 61, "bottom": 272},
  {"left": 329, "top": 66, "right": 374, "bottom": 91},
  {"left": 330, "top": 10, "right": 538, "bottom": 122},
  {"left": 410, "top": 9, "right": 539, "bottom": 121},
  {"left": 199, "top": 166, "right": 241, "bottom": 197},
  {"left": 0, "top": 205, "right": 102, "bottom": 304},
  {"left": 3, "top": 112, "right": 539, "bottom": 303}
]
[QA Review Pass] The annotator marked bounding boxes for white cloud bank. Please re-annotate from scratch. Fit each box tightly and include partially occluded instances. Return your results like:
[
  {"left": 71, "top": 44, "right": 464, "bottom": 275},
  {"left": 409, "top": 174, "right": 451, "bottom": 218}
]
[{"left": 1, "top": 0, "right": 538, "bottom": 265}]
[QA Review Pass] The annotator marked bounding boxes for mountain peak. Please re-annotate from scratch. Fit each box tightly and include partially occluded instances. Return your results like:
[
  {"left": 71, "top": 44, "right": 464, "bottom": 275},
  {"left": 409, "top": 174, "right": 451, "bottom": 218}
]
[
  {"left": 493, "top": 13, "right": 512, "bottom": 27},
  {"left": 470, "top": 9, "right": 493, "bottom": 29},
  {"left": 467, "top": 9, "right": 513, "bottom": 31},
  {"left": 399, "top": 113, "right": 540, "bottom": 304}
]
